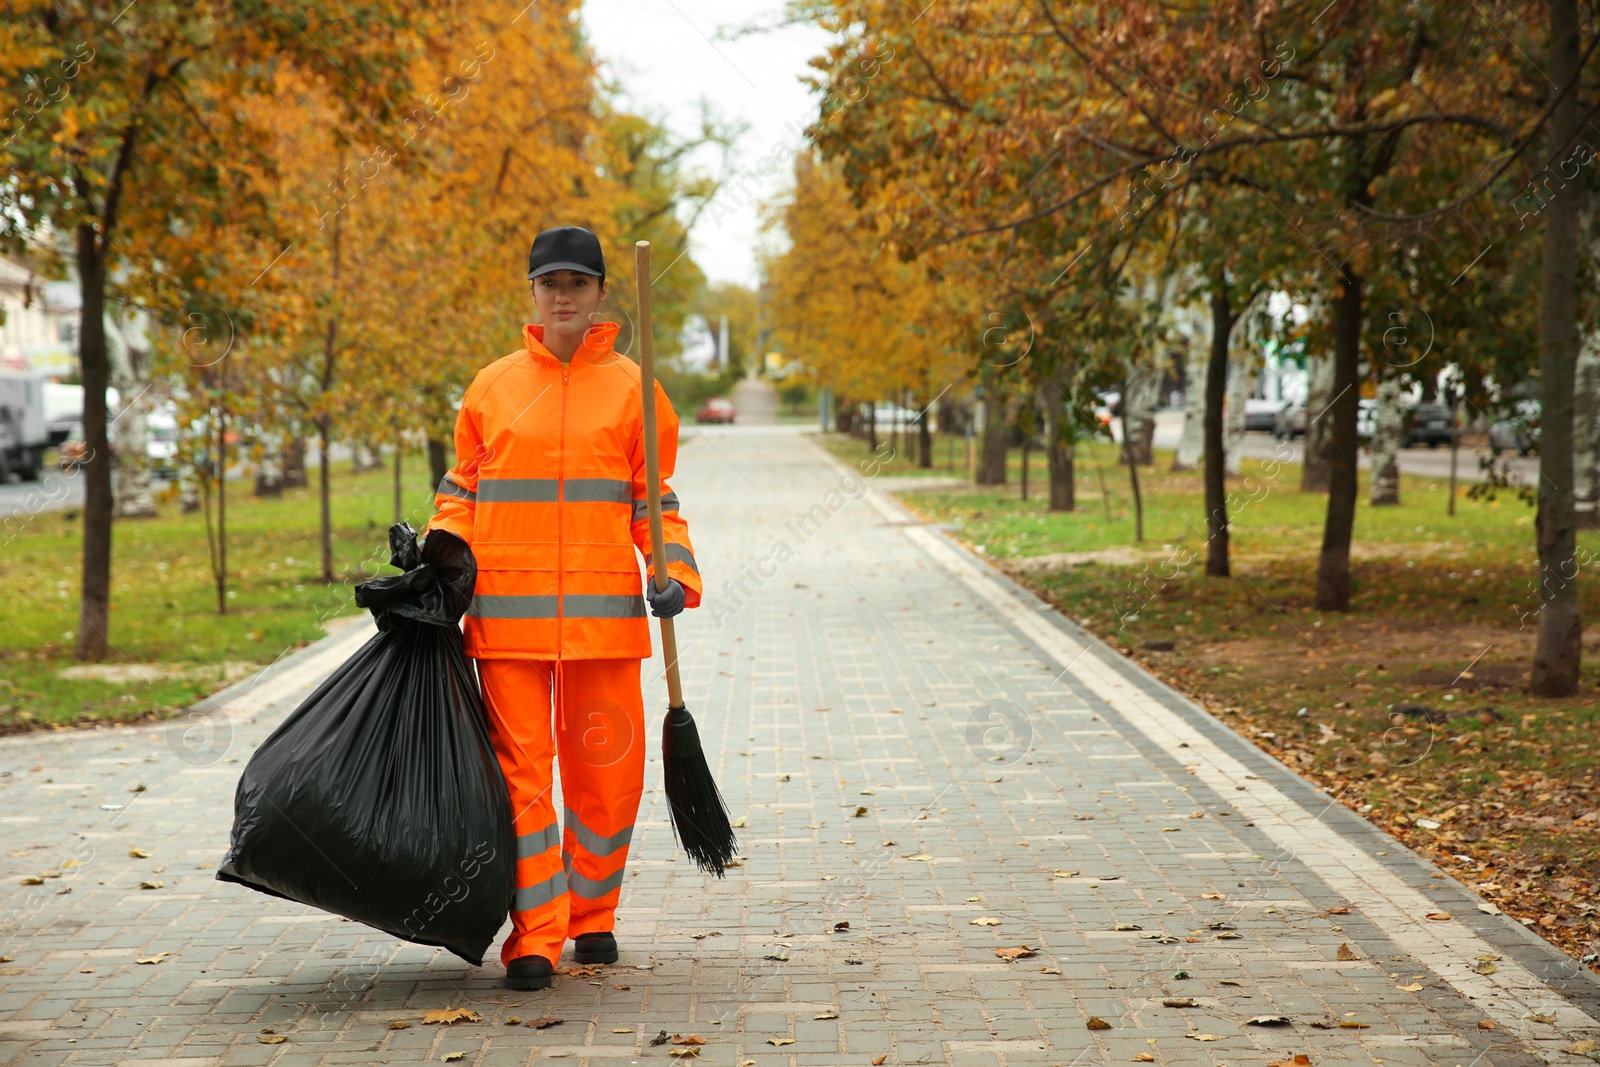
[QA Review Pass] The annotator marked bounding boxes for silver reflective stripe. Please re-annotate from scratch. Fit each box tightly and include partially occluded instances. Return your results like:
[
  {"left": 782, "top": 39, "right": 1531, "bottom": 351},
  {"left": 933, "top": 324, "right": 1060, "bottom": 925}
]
[
  {"left": 631, "top": 491, "right": 680, "bottom": 521},
  {"left": 563, "top": 593, "right": 645, "bottom": 619},
  {"left": 479, "top": 478, "right": 560, "bottom": 503},
  {"left": 513, "top": 869, "right": 567, "bottom": 912},
  {"left": 468, "top": 594, "right": 559, "bottom": 619},
  {"left": 567, "top": 867, "right": 626, "bottom": 900},
  {"left": 517, "top": 822, "right": 561, "bottom": 860},
  {"left": 563, "top": 477, "right": 632, "bottom": 504},
  {"left": 563, "top": 807, "right": 633, "bottom": 857},
  {"left": 645, "top": 543, "right": 700, "bottom": 575},
  {"left": 437, "top": 473, "right": 476, "bottom": 502}
]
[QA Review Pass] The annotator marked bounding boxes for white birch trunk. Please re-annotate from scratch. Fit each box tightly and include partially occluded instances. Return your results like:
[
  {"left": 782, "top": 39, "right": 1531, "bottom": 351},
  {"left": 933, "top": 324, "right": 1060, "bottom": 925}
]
[
  {"left": 109, "top": 316, "right": 157, "bottom": 519},
  {"left": 1223, "top": 354, "right": 1255, "bottom": 475},
  {"left": 1173, "top": 343, "right": 1205, "bottom": 471},
  {"left": 1574, "top": 331, "right": 1600, "bottom": 526},
  {"left": 1370, "top": 376, "right": 1403, "bottom": 505}
]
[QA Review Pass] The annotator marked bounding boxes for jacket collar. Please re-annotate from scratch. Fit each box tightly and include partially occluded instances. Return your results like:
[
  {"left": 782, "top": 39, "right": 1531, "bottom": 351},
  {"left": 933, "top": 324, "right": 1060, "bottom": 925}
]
[{"left": 523, "top": 320, "right": 623, "bottom": 367}]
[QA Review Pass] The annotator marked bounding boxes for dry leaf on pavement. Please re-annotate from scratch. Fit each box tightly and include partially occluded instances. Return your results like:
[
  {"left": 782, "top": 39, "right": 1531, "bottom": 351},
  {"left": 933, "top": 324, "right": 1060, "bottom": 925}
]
[
  {"left": 1335, "top": 943, "right": 1359, "bottom": 960},
  {"left": 872, "top": 1057, "right": 888, "bottom": 1066},
  {"left": 995, "top": 947, "right": 1035, "bottom": 960},
  {"left": 768, "top": 1038, "right": 795, "bottom": 1046},
  {"left": 423, "top": 1008, "right": 481, "bottom": 1025},
  {"left": 667, "top": 1050, "right": 699, "bottom": 1059},
  {"left": 135, "top": 952, "right": 169, "bottom": 965},
  {"left": 388, "top": 1021, "right": 411, "bottom": 1030},
  {"left": 969, "top": 917, "right": 1002, "bottom": 926},
  {"left": 1187, "top": 1033, "right": 1223, "bottom": 1041},
  {"left": 1247, "top": 1015, "right": 1291, "bottom": 1026},
  {"left": 1425, "top": 911, "right": 1452, "bottom": 921},
  {"left": 1162, "top": 998, "right": 1196, "bottom": 1008},
  {"left": 526, "top": 1017, "right": 563, "bottom": 1030},
  {"left": 257, "top": 1035, "right": 286, "bottom": 1044},
  {"left": 815, "top": 1009, "right": 839, "bottom": 1019},
  {"left": 673, "top": 1035, "right": 705, "bottom": 1045},
  {"left": 139, "top": 881, "right": 164, "bottom": 890},
  {"left": 1085, "top": 1016, "right": 1111, "bottom": 1030},
  {"left": 129, "top": 849, "right": 151, "bottom": 858}
]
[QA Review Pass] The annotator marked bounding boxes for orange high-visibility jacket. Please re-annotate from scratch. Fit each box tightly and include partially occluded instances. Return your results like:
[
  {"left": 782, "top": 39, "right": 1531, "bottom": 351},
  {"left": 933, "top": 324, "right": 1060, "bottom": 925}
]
[{"left": 424, "top": 320, "right": 702, "bottom": 660}]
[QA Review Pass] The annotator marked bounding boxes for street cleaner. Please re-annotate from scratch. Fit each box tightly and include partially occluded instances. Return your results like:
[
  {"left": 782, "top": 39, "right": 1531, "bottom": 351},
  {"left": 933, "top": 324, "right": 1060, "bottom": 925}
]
[{"left": 423, "top": 225, "right": 704, "bottom": 990}]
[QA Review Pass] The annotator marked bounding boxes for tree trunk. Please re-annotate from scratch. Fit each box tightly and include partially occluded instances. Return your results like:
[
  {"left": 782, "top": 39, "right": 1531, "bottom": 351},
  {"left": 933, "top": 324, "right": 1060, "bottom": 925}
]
[
  {"left": 1574, "top": 335, "right": 1600, "bottom": 528},
  {"left": 1120, "top": 389, "right": 1145, "bottom": 542},
  {"left": 216, "top": 406, "right": 228, "bottom": 614},
  {"left": 1172, "top": 342, "right": 1205, "bottom": 471},
  {"left": 834, "top": 395, "right": 852, "bottom": 434},
  {"left": 1370, "top": 375, "right": 1403, "bottom": 506},
  {"left": 427, "top": 435, "right": 449, "bottom": 495},
  {"left": 918, "top": 402, "right": 932, "bottom": 469},
  {"left": 109, "top": 324, "right": 158, "bottom": 519},
  {"left": 977, "top": 381, "right": 1008, "bottom": 484},
  {"left": 393, "top": 443, "right": 403, "bottom": 524},
  {"left": 255, "top": 423, "right": 286, "bottom": 497},
  {"left": 319, "top": 415, "right": 334, "bottom": 584},
  {"left": 1302, "top": 351, "right": 1335, "bottom": 492},
  {"left": 1043, "top": 364, "right": 1076, "bottom": 511},
  {"left": 1123, "top": 357, "right": 1161, "bottom": 466},
  {"left": 1223, "top": 349, "right": 1254, "bottom": 476},
  {"left": 1530, "top": 0, "right": 1584, "bottom": 695},
  {"left": 74, "top": 223, "right": 112, "bottom": 662},
  {"left": 1204, "top": 285, "right": 1233, "bottom": 577},
  {"left": 867, "top": 401, "right": 877, "bottom": 453},
  {"left": 283, "top": 433, "right": 308, "bottom": 489},
  {"left": 1314, "top": 266, "right": 1363, "bottom": 611}
]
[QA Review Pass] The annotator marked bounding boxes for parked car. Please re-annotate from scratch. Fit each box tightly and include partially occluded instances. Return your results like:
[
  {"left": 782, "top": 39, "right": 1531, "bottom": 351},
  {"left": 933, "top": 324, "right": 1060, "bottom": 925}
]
[
  {"left": 1273, "top": 399, "right": 1306, "bottom": 440},
  {"left": 695, "top": 396, "right": 737, "bottom": 424},
  {"left": 1243, "top": 397, "right": 1281, "bottom": 433},
  {"left": 1489, "top": 399, "right": 1540, "bottom": 455},
  {"left": 1406, "top": 401, "right": 1455, "bottom": 448}
]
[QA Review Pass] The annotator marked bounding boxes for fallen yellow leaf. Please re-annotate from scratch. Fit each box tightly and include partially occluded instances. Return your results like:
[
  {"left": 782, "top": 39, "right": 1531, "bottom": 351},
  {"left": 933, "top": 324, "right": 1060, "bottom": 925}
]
[
  {"left": 1086, "top": 1016, "right": 1111, "bottom": 1030},
  {"left": 135, "top": 952, "right": 169, "bottom": 965},
  {"left": 423, "top": 1008, "right": 481, "bottom": 1025},
  {"left": 673, "top": 1035, "right": 705, "bottom": 1046},
  {"left": 129, "top": 849, "right": 151, "bottom": 858},
  {"left": 257, "top": 1035, "right": 286, "bottom": 1044},
  {"left": 994, "top": 946, "right": 1035, "bottom": 960},
  {"left": 387, "top": 1021, "right": 410, "bottom": 1030},
  {"left": 969, "top": 917, "right": 1002, "bottom": 926}
]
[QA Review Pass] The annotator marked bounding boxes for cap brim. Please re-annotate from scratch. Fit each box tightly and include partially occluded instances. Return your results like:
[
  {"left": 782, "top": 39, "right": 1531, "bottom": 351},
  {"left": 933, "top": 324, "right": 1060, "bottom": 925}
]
[{"left": 527, "top": 261, "right": 604, "bottom": 280}]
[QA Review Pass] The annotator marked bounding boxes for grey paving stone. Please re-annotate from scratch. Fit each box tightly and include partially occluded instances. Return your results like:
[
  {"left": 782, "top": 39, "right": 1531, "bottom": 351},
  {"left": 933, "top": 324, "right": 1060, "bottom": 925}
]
[{"left": 0, "top": 427, "right": 1593, "bottom": 1067}]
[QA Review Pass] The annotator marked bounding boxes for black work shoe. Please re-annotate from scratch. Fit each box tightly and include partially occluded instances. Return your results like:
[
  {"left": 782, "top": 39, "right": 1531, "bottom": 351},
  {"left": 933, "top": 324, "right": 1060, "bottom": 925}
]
[
  {"left": 573, "top": 931, "right": 618, "bottom": 964},
  {"left": 505, "top": 954, "right": 554, "bottom": 990}
]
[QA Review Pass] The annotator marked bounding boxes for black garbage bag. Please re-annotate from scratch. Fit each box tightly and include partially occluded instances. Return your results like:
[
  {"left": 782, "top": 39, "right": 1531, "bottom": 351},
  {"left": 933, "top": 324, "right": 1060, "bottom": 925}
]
[{"left": 216, "top": 522, "right": 514, "bottom": 966}]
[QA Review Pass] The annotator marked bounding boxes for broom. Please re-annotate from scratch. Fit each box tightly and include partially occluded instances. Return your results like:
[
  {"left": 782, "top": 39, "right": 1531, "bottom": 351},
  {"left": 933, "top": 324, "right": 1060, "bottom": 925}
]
[{"left": 635, "top": 240, "right": 739, "bottom": 877}]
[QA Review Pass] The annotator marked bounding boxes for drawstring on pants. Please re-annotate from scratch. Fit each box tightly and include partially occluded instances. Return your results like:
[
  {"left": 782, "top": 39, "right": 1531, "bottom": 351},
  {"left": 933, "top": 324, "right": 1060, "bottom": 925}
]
[{"left": 555, "top": 659, "right": 566, "bottom": 734}]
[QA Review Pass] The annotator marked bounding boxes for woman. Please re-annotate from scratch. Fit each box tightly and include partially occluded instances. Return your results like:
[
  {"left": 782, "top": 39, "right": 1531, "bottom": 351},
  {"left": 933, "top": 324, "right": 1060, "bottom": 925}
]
[{"left": 424, "top": 225, "right": 703, "bottom": 990}]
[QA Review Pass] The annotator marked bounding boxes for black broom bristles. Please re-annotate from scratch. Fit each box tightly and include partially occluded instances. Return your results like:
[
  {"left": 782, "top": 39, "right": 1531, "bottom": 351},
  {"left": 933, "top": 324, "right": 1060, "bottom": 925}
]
[{"left": 661, "top": 704, "right": 738, "bottom": 877}]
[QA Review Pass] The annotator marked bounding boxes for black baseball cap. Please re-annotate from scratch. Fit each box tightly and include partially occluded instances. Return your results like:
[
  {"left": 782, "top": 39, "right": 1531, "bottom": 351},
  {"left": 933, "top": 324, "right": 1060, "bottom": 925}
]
[{"left": 526, "top": 225, "right": 606, "bottom": 280}]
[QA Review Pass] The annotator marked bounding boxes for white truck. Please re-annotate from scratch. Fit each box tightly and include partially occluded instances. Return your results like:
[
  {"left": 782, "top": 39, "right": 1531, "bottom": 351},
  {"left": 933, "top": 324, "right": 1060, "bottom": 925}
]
[{"left": 0, "top": 372, "right": 49, "bottom": 482}]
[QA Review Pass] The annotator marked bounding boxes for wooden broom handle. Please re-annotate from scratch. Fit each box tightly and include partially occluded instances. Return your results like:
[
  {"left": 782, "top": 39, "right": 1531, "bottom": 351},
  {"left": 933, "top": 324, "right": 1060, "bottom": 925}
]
[{"left": 635, "top": 241, "right": 684, "bottom": 709}]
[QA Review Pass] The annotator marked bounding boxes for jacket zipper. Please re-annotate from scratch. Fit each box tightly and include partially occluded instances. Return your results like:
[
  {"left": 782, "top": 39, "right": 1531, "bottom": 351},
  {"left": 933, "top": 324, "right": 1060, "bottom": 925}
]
[{"left": 558, "top": 362, "right": 569, "bottom": 646}]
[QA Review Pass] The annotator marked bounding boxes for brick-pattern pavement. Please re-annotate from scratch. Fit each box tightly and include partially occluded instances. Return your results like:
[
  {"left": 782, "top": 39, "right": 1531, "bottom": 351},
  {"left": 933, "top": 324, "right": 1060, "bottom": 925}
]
[{"left": 3, "top": 424, "right": 1599, "bottom": 1066}]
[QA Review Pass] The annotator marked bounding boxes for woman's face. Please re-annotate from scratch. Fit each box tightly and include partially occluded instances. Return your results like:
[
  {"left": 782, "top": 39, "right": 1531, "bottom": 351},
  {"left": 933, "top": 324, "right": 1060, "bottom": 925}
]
[{"left": 532, "top": 269, "right": 606, "bottom": 341}]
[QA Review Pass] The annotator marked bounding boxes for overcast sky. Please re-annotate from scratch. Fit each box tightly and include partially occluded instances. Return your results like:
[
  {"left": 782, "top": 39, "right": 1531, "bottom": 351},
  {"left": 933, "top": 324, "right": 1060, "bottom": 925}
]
[{"left": 581, "top": 0, "right": 835, "bottom": 290}]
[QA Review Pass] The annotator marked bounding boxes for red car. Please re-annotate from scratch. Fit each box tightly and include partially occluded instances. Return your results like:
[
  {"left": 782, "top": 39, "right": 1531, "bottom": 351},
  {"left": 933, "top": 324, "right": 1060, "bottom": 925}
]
[{"left": 696, "top": 397, "right": 736, "bottom": 424}]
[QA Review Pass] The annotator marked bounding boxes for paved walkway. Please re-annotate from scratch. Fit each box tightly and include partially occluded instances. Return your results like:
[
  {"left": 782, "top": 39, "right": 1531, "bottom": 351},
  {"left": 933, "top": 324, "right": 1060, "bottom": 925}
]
[{"left": 4, "top": 426, "right": 1600, "bottom": 1067}]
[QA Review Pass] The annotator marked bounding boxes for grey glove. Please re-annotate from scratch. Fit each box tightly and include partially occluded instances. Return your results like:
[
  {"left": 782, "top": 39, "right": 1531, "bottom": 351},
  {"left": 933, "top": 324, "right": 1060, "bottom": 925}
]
[{"left": 645, "top": 577, "right": 685, "bottom": 618}]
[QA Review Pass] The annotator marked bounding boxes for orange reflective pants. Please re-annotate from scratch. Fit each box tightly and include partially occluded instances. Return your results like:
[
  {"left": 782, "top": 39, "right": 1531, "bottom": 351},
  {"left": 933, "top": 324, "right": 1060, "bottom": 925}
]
[{"left": 476, "top": 657, "right": 645, "bottom": 966}]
